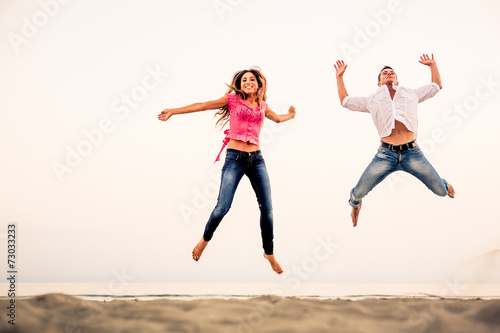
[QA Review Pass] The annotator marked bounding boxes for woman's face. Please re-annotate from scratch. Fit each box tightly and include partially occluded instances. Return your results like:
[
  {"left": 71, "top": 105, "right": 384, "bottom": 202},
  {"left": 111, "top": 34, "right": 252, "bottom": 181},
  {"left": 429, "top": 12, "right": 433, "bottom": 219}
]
[{"left": 240, "top": 72, "right": 259, "bottom": 95}]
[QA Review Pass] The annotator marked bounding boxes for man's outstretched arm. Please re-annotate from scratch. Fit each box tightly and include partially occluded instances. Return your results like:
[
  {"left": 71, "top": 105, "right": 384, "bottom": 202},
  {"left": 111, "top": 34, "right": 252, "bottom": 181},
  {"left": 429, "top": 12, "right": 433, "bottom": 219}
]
[
  {"left": 335, "top": 60, "right": 349, "bottom": 104},
  {"left": 419, "top": 54, "right": 442, "bottom": 89}
]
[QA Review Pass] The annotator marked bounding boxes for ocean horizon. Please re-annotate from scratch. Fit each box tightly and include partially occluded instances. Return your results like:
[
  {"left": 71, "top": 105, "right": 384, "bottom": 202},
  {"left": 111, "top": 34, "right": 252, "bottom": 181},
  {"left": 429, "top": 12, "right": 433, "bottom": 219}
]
[{"left": 2, "top": 283, "right": 499, "bottom": 301}]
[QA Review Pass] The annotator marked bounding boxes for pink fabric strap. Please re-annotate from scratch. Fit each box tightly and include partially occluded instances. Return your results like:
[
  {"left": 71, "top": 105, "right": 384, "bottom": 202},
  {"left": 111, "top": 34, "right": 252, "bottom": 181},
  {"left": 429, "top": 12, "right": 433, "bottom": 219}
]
[{"left": 214, "top": 129, "right": 230, "bottom": 163}]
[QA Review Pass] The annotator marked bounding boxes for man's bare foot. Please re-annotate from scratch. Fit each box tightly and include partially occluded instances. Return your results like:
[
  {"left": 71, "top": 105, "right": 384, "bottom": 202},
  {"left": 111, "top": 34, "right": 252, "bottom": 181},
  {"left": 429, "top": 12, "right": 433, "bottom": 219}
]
[
  {"left": 447, "top": 184, "right": 455, "bottom": 198},
  {"left": 351, "top": 203, "right": 362, "bottom": 227},
  {"left": 263, "top": 253, "right": 283, "bottom": 274},
  {"left": 192, "top": 238, "right": 208, "bottom": 261}
]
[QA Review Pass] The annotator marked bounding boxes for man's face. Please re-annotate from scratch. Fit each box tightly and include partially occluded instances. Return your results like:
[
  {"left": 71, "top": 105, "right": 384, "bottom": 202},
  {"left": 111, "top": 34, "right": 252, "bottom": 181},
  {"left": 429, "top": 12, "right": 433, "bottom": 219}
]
[{"left": 378, "top": 68, "right": 398, "bottom": 87}]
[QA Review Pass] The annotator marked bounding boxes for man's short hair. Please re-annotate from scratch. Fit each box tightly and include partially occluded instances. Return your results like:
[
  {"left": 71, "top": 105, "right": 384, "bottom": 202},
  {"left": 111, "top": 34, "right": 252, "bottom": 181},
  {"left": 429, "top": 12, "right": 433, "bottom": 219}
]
[{"left": 378, "top": 66, "right": 396, "bottom": 82}]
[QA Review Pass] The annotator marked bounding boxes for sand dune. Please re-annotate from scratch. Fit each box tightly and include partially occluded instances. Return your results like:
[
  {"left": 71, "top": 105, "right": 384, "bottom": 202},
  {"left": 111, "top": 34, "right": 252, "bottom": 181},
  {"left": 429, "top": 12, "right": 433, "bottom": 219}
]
[{"left": 1, "top": 293, "right": 499, "bottom": 333}]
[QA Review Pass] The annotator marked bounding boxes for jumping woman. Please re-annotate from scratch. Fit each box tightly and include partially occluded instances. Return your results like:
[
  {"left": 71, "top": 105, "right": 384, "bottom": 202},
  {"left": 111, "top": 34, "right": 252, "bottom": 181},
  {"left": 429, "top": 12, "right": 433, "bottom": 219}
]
[{"left": 158, "top": 67, "right": 295, "bottom": 274}]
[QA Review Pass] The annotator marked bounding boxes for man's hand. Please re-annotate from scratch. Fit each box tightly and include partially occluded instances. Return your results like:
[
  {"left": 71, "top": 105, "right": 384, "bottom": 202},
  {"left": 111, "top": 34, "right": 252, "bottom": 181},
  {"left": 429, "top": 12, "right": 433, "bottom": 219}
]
[
  {"left": 334, "top": 60, "right": 348, "bottom": 78},
  {"left": 334, "top": 60, "right": 349, "bottom": 104},
  {"left": 419, "top": 53, "right": 436, "bottom": 67},
  {"left": 419, "top": 53, "right": 442, "bottom": 89}
]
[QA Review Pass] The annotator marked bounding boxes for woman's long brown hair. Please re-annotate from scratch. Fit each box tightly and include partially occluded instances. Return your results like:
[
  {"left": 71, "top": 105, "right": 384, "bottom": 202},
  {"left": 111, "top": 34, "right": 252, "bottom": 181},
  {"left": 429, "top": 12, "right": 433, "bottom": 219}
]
[{"left": 215, "top": 67, "right": 267, "bottom": 129}]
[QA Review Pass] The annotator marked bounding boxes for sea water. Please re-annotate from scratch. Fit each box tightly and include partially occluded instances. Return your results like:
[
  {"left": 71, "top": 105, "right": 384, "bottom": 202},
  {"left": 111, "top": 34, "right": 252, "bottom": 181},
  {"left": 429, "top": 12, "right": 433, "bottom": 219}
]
[{"left": 1, "top": 283, "right": 499, "bottom": 301}]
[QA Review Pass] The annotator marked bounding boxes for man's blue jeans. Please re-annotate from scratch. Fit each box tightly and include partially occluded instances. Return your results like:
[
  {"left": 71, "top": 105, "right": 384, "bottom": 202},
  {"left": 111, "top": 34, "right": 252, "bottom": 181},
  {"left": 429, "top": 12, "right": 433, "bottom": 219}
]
[
  {"left": 203, "top": 149, "right": 274, "bottom": 255},
  {"left": 349, "top": 143, "right": 449, "bottom": 208}
]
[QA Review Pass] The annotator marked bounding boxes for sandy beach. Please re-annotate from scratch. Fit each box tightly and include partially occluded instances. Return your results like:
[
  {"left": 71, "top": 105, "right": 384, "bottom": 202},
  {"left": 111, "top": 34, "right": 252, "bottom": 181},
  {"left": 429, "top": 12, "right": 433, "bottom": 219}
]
[{"left": 1, "top": 293, "right": 499, "bottom": 333}]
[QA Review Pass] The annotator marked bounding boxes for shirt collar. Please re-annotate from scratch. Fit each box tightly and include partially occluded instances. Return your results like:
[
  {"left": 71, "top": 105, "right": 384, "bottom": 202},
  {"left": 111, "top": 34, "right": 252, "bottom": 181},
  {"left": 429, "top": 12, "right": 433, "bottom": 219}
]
[{"left": 378, "top": 83, "right": 399, "bottom": 92}]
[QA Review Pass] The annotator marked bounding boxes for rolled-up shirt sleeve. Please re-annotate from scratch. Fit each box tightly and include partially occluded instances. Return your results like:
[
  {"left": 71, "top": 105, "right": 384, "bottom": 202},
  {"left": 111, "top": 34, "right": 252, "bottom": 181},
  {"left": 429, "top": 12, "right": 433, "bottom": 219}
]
[
  {"left": 415, "top": 82, "right": 440, "bottom": 103},
  {"left": 342, "top": 96, "right": 369, "bottom": 113}
]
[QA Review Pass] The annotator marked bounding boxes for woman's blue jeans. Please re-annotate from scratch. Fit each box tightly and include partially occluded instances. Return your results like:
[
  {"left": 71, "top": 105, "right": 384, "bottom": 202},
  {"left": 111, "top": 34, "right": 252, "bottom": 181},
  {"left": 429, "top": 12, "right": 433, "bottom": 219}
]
[
  {"left": 349, "top": 143, "right": 449, "bottom": 208},
  {"left": 203, "top": 149, "right": 274, "bottom": 255}
]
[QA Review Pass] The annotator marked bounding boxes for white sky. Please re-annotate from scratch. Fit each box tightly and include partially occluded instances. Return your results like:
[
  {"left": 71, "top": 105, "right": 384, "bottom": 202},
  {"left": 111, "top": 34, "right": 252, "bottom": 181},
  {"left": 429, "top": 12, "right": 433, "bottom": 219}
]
[{"left": 1, "top": 0, "right": 499, "bottom": 286}]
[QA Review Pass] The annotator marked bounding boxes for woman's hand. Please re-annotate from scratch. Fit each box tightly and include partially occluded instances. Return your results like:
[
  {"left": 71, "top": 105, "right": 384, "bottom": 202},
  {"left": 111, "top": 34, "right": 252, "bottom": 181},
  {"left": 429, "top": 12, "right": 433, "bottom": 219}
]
[
  {"left": 158, "top": 109, "right": 173, "bottom": 122},
  {"left": 157, "top": 96, "right": 228, "bottom": 122},
  {"left": 265, "top": 106, "right": 296, "bottom": 123}
]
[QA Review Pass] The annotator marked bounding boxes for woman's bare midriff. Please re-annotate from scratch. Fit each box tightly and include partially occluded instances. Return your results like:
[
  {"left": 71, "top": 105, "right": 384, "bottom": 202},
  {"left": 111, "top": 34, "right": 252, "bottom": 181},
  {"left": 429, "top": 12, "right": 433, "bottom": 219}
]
[
  {"left": 227, "top": 139, "right": 260, "bottom": 152},
  {"left": 381, "top": 121, "right": 416, "bottom": 145}
]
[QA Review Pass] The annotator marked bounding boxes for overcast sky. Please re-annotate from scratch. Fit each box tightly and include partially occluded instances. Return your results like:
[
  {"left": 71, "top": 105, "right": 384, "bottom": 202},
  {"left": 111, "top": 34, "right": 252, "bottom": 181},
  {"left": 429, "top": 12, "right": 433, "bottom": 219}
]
[{"left": 1, "top": 0, "right": 499, "bottom": 287}]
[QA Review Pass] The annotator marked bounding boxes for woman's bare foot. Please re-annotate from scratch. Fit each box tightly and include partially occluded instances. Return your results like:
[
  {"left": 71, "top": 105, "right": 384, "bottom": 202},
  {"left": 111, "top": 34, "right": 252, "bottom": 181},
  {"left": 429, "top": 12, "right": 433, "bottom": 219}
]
[
  {"left": 263, "top": 253, "right": 283, "bottom": 274},
  {"left": 447, "top": 184, "right": 455, "bottom": 198},
  {"left": 192, "top": 238, "right": 208, "bottom": 261},
  {"left": 351, "top": 203, "right": 362, "bottom": 227}
]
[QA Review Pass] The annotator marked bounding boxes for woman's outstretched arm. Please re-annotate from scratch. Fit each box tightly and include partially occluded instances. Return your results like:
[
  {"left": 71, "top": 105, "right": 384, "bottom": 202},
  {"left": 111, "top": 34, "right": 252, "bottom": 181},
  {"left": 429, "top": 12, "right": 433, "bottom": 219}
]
[
  {"left": 265, "top": 106, "right": 296, "bottom": 123},
  {"left": 334, "top": 60, "right": 349, "bottom": 105},
  {"left": 158, "top": 96, "right": 228, "bottom": 122}
]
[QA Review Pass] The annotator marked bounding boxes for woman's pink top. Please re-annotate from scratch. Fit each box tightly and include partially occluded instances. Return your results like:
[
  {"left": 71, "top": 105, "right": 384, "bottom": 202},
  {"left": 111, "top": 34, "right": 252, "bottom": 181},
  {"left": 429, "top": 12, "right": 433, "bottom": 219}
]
[{"left": 214, "top": 93, "right": 268, "bottom": 162}]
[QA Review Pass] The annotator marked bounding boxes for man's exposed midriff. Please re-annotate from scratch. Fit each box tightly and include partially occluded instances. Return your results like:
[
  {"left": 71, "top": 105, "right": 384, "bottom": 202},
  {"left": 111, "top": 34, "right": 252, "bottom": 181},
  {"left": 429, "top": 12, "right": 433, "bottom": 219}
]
[{"left": 381, "top": 120, "right": 415, "bottom": 145}]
